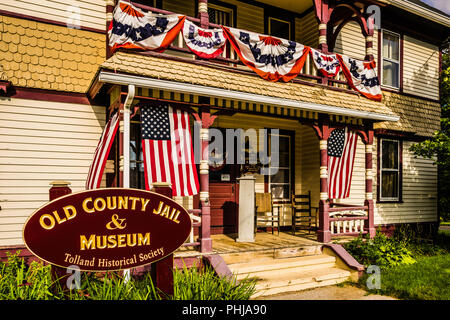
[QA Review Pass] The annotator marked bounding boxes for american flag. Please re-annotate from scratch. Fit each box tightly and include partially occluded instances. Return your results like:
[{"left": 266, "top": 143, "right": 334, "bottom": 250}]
[
  {"left": 85, "top": 112, "right": 120, "bottom": 189},
  {"left": 141, "top": 104, "right": 199, "bottom": 197},
  {"left": 327, "top": 127, "right": 358, "bottom": 199}
]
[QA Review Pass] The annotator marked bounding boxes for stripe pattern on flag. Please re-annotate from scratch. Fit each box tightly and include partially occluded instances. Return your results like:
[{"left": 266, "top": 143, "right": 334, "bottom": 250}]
[
  {"left": 141, "top": 104, "right": 199, "bottom": 197},
  {"left": 327, "top": 127, "right": 358, "bottom": 199},
  {"left": 85, "top": 112, "right": 120, "bottom": 190}
]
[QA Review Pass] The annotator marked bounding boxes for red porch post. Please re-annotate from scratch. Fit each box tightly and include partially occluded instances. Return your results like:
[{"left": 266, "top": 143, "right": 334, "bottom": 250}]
[
  {"left": 198, "top": 0, "right": 209, "bottom": 29},
  {"left": 364, "top": 130, "right": 376, "bottom": 237},
  {"left": 195, "top": 107, "right": 217, "bottom": 253},
  {"left": 312, "top": 122, "right": 332, "bottom": 243},
  {"left": 313, "top": 0, "right": 331, "bottom": 53},
  {"left": 105, "top": 0, "right": 115, "bottom": 59}
]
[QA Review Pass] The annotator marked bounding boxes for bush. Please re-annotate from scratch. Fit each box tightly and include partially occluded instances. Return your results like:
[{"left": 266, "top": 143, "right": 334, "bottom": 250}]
[
  {"left": 0, "top": 252, "right": 256, "bottom": 300},
  {"left": 343, "top": 231, "right": 416, "bottom": 270}
]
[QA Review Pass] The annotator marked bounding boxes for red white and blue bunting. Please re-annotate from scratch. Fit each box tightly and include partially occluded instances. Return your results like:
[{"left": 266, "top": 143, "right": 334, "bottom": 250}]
[
  {"left": 107, "top": 1, "right": 382, "bottom": 101},
  {"left": 222, "top": 26, "right": 310, "bottom": 82},
  {"left": 337, "top": 54, "right": 382, "bottom": 101},
  {"left": 310, "top": 48, "right": 341, "bottom": 78},
  {"left": 182, "top": 19, "right": 226, "bottom": 59},
  {"left": 108, "top": 1, "right": 185, "bottom": 53}
]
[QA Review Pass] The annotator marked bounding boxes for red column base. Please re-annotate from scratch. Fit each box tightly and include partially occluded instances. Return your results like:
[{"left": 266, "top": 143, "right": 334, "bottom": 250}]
[
  {"left": 200, "top": 238, "right": 212, "bottom": 253},
  {"left": 317, "top": 230, "right": 331, "bottom": 243}
]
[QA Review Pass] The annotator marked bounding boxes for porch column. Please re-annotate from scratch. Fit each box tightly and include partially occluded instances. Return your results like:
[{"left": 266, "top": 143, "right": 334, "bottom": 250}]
[
  {"left": 365, "top": 35, "right": 374, "bottom": 61},
  {"left": 313, "top": 0, "right": 331, "bottom": 53},
  {"left": 105, "top": 0, "right": 115, "bottom": 59},
  {"left": 318, "top": 138, "right": 331, "bottom": 243},
  {"left": 198, "top": 0, "right": 209, "bottom": 29},
  {"left": 364, "top": 130, "right": 376, "bottom": 238},
  {"left": 197, "top": 108, "right": 217, "bottom": 253}
]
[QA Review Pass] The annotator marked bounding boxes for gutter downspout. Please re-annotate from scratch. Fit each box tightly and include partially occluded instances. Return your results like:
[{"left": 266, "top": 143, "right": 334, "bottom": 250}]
[{"left": 122, "top": 84, "right": 135, "bottom": 282}]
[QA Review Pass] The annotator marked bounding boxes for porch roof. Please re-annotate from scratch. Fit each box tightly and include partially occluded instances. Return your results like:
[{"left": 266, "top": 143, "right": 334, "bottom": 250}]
[{"left": 92, "top": 52, "right": 400, "bottom": 123}]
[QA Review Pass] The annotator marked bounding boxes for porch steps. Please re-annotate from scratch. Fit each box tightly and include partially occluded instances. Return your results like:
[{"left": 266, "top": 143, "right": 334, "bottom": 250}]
[{"left": 225, "top": 250, "right": 353, "bottom": 298}]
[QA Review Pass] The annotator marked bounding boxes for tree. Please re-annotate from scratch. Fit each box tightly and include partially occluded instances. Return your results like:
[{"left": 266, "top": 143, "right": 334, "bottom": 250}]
[{"left": 409, "top": 50, "right": 450, "bottom": 221}]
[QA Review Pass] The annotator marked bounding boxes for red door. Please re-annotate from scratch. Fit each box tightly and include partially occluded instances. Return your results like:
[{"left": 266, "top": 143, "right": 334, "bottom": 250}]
[{"left": 210, "top": 182, "right": 238, "bottom": 234}]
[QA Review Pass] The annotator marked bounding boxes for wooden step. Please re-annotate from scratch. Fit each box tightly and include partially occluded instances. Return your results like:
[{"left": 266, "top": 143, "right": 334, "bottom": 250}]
[
  {"left": 229, "top": 254, "right": 336, "bottom": 276},
  {"left": 220, "top": 245, "right": 322, "bottom": 265},
  {"left": 253, "top": 267, "right": 351, "bottom": 291},
  {"left": 252, "top": 272, "right": 351, "bottom": 298}
]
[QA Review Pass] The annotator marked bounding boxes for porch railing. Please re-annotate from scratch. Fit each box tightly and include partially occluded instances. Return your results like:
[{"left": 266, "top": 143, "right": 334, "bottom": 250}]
[
  {"left": 123, "top": 2, "right": 352, "bottom": 92},
  {"left": 329, "top": 204, "right": 368, "bottom": 237},
  {"left": 181, "top": 209, "right": 202, "bottom": 248}
]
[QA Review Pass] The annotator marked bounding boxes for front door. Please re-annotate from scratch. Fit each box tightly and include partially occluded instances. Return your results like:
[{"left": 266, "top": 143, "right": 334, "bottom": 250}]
[{"left": 209, "top": 161, "right": 239, "bottom": 235}]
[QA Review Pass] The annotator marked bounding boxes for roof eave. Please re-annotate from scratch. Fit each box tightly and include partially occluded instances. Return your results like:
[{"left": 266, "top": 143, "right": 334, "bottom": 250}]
[{"left": 97, "top": 70, "right": 400, "bottom": 122}]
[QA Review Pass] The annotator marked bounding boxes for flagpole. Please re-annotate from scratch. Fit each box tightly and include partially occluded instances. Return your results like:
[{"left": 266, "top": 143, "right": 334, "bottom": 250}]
[{"left": 123, "top": 84, "right": 135, "bottom": 283}]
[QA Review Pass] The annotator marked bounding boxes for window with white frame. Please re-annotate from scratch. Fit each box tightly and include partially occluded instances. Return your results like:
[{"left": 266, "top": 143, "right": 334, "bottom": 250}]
[
  {"left": 381, "top": 30, "right": 400, "bottom": 89},
  {"left": 268, "top": 132, "right": 292, "bottom": 200},
  {"left": 380, "top": 138, "right": 401, "bottom": 201}
]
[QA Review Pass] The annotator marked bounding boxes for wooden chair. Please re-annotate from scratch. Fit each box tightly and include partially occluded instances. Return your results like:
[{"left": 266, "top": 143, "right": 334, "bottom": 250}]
[
  {"left": 255, "top": 193, "right": 280, "bottom": 235},
  {"left": 291, "top": 191, "right": 318, "bottom": 235}
]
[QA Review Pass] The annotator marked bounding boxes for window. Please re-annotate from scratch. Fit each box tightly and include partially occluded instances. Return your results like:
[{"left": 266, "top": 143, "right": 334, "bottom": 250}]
[
  {"left": 381, "top": 30, "right": 400, "bottom": 89},
  {"left": 208, "top": 3, "right": 234, "bottom": 27},
  {"left": 268, "top": 132, "right": 292, "bottom": 200},
  {"left": 379, "top": 139, "right": 402, "bottom": 201},
  {"left": 130, "top": 119, "right": 145, "bottom": 189},
  {"left": 268, "top": 17, "right": 291, "bottom": 40}
]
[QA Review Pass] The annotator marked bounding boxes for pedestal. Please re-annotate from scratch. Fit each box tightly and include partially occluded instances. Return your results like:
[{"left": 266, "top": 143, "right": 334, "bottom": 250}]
[{"left": 236, "top": 175, "right": 255, "bottom": 243}]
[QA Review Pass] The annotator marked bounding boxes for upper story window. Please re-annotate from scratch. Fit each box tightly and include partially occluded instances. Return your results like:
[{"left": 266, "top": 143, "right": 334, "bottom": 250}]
[
  {"left": 268, "top": 17, "right": 291, "bottom": 40},
  {"left": 381, "top": 30, "right": 401, "bottom": 89},
  {"left": 379, "top": 138, "right": 402, "bottom": 202},
  {"left": 208, "top": 2, "right": 235, "bottom": 27}
]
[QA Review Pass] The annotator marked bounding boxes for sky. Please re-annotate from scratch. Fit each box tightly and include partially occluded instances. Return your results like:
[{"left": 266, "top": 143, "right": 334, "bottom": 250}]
[{"left": 420, "top": 0, "right": 450, "bottom": 15}]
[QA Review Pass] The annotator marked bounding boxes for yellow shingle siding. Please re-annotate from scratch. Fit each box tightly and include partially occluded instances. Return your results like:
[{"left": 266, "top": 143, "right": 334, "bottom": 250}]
[
  {"left": 375, "top": 91, "right": 441, "bottom": 137},
  {"left": 0, "top": 15, "right": 105, "bottom": 93},
  {"left": 100, "top": 52, "right": 396, "bottom": 119}
]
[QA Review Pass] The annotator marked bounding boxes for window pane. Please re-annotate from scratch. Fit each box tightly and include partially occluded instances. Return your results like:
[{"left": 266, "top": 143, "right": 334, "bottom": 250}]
[
  {"left": 382, "top": 171, "right": 398, "bottom": 199},
  {"left": 270, "top": 168, "right": 289, "bottom": 183},
  {"left": 271, "top": 184, "right": 290, "bottom": 200},
  {"left": 383, "top": 33, "right": 399, "bottom": 61},
  {"left": 382, "top": 60, "right": 399, "bottom": 88},
  {"left": 382, "top": 140, "right": 399, "bottom": 169},
  {"left": 269, "top": 18, "right": 290, "bottom": 40},
  {"left": 278, "top": 152, "right": 290, "bottom": 167}
]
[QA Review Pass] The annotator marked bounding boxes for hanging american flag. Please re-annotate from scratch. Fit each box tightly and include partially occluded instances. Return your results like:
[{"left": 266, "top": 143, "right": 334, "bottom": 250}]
[
  {"left": 85, "top": 112, "right": 120, "bottom": 190},
  {"left": 141, "top": 104, "right": 199, "bottom": 197},
  {"left": 327, "top": 127, "right": 358, "bottom": 199}
]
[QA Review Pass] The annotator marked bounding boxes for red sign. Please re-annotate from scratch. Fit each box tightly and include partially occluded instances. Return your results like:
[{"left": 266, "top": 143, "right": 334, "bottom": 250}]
[{"left": 23, "top": 188, "right": 192, "bottom": 271}]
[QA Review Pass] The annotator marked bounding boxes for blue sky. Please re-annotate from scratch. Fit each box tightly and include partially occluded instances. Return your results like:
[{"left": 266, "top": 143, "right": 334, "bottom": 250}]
[{"left": 421, "top": 0, "right": 450, "bottom": 15}]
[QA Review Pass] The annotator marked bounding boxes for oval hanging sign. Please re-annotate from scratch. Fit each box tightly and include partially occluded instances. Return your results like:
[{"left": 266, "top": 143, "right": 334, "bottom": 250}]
[{"left": 23, "top": 188, "right": 192, "bottom": 271}]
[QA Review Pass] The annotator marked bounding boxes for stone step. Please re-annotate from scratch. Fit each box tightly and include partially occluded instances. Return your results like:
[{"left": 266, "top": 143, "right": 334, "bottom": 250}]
[{"left": 229, "top": 254, "right": 336, "bottom": 276}]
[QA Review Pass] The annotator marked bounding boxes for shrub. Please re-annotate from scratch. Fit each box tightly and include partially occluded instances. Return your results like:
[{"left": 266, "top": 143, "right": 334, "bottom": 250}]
[{"left": 343, "top": 231, "right": 416, "bottom": 270}]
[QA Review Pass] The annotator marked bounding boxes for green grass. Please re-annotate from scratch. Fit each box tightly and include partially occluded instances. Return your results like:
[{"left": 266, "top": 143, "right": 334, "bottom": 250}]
[
  {"left": 0, "top": 252, "right": 256, "bottom": 300},
  {"left": 362, "top": 254, "right": 450, "bottom": 300}
]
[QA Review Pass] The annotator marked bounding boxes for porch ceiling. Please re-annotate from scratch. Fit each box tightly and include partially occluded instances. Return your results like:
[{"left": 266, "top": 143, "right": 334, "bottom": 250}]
[{"left": 91, "top": 52, "right": 399, "bottom": 123}]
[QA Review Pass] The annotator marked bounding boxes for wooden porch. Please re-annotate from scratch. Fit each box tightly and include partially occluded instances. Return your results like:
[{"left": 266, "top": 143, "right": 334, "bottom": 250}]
[{"left": 175, "top": 231, "right": 322, "bottom": 258}]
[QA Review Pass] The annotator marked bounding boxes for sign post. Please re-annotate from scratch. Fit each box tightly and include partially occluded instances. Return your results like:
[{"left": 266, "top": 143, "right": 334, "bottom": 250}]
[
  {"left": 151, "top": 182, "right": 174, "bottom": 296},
  {"left": 23, "top": 187, "right": 192, "bottom": 296}
]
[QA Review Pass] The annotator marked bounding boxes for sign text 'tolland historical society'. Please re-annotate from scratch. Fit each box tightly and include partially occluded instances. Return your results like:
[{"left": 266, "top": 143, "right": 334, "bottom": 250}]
[{"left": 23, "top": 188, "right": 192, "bottom": 271}]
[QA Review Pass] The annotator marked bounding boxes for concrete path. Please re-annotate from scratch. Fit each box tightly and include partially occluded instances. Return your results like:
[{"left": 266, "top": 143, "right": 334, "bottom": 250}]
[{"left": 255, "top": 284, "right": 397, "bottom": 300}]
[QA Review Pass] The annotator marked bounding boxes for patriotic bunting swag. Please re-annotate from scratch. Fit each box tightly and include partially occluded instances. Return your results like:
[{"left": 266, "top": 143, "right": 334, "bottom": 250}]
[
  {"left": 85, "top": 112, "right": 120, "bottom": 190},
  {"left": 182, "top": 19, "right": 226, "bottom": 59},
  {"left": 141, "top": 105, "right": 199, "bottom": 197},
  {"left": 337, "top": 54, "right": 382, "bottom": 101},
  {"left": 108, "top": 0, "right": 185, "bottom": 53},
  {"left": 310, "top": 48, "right": 341, "bottom": 78},
  {"left": 327, "top": 127, "right": 358, "bottom": 199},
  {"left": 222, "top": 26, "right": 310, "bottom": 82}
]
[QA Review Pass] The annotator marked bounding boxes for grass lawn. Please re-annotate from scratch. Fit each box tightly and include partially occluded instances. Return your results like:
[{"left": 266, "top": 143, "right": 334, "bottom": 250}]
[{"left": 365, "top": 254, "right": 450, "bottom": 300}]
